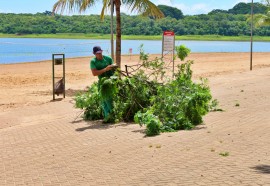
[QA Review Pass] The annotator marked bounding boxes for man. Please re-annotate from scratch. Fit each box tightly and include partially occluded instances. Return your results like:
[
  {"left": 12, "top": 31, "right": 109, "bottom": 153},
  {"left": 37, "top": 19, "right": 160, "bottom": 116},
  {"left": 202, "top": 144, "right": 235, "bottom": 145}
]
[{"left": 90, "top": 46, "right": 116, "bottom": 122}]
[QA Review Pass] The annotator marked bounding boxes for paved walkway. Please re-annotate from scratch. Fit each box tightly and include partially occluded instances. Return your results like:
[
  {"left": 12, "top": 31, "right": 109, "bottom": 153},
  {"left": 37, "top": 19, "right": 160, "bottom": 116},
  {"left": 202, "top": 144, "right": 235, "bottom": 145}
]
[{"left": 0, "top": 68, "right": 270, "bottom": 185}]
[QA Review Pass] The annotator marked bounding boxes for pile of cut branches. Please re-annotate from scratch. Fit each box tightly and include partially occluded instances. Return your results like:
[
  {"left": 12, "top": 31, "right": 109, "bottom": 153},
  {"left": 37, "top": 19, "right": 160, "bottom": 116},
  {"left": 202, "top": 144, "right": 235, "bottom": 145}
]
[{"left": 75, "top": 45, "right": 218, "bottom": 136}]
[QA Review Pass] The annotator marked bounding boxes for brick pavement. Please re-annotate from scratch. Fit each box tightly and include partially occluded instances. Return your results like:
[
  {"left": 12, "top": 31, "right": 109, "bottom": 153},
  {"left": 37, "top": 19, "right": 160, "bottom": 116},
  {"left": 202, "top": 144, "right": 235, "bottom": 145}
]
[{"left": 0, "top": 67, "right": 270, "bottom": 185}]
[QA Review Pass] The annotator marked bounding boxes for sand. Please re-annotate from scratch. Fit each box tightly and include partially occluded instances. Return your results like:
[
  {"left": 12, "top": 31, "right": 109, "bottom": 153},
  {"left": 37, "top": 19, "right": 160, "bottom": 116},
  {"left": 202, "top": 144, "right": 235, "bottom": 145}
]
[
  {"left": 1, "top": 52, "right": 270, "bottom": 185},
  {"left": 0, "top": 52, "right": 269, "bottom": 112}
]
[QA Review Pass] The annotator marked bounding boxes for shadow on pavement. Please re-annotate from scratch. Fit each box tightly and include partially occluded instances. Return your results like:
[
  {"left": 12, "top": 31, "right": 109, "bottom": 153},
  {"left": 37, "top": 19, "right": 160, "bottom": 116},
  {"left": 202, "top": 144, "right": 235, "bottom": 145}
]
[
  {"left": 192, "top": 125, "right": 207, "bottom": 130},
  {"left": 75, "top": 121, "right": 113, "bottom": 131},
  {"left": 73, "top": 119, "right": 133, "bottom": 132},
  {"left": 251, "top": 165, "right": 270, "bottom": 174},
  {"left": 132, "top": 129, "right": 145, "bottom": 134},
  {"left": 50, "top": 98, "right": 64, "bottom": 102}
]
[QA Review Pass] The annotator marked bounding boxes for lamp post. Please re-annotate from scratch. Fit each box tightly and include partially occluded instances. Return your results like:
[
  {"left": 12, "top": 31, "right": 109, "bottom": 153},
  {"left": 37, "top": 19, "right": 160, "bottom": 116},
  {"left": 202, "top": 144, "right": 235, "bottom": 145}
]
[
  {"left": 250, "top": 0, "right": 254, "bottom": 71},
  {"left": 110, "top": 0, "right": 114, "bottom": 61}
]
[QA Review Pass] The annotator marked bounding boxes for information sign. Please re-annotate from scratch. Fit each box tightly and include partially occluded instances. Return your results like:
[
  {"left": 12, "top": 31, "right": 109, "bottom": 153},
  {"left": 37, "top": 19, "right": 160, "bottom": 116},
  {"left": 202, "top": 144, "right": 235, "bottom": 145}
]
[{"left": 162, "top": 31, "right": 175, "bottom": 52}]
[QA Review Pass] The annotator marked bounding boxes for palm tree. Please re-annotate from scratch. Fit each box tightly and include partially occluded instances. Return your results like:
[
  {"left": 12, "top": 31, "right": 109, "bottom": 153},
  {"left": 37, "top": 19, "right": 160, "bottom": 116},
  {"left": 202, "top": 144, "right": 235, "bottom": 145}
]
[{"left": 52, "top": 0, "right": 164, "bottom": 67}]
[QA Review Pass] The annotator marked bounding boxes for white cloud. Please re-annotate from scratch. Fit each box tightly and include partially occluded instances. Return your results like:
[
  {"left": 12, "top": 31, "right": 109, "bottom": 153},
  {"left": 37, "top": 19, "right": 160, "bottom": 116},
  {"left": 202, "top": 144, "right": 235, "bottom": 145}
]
[
  {"left": 174, "top": 3, "right": 213, "bottom": 15},
  {"left": 233, "top": 0, "right": 261, "bottom": 6},
  {"left": 156, "top": 0, "right": 173, "bottom": 6},
  {"left": 232, "top": 0, "right": 248, "bottom": 8},
  {"left": 235, "top": 0, "right": 250, "bottom": 4},
  {"left": 0, "top": 8, "right": 12, "bottom": 13}
]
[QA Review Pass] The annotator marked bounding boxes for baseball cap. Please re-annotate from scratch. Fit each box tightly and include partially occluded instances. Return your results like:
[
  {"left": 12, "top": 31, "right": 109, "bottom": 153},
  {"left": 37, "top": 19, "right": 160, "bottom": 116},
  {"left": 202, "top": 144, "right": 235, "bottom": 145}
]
[{"left": 93, "top": 46, "right": 103, "bottom": 54}]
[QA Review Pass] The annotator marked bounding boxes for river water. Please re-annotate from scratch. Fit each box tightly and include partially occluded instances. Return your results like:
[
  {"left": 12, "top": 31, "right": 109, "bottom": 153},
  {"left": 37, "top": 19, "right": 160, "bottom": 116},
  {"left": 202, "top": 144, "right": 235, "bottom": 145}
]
[{"left": 1, "top": 38, "right": 270, "bottom": 64}]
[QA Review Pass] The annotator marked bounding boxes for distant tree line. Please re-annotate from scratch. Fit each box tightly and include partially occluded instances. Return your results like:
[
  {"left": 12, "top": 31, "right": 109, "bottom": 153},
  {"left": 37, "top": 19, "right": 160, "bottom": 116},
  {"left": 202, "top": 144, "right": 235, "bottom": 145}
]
[
  {"left": 209, "top": 2, "right": 268, "bottom": 15},
  {"left": 0, "top": 2, "right": 269, "bottom": 36}
]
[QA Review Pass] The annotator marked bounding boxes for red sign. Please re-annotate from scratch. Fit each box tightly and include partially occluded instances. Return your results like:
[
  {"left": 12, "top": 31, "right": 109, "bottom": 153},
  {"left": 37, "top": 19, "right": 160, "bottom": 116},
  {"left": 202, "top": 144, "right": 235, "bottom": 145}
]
[{"left": 163, "top": 31, "right": 175, "bottom": 36}]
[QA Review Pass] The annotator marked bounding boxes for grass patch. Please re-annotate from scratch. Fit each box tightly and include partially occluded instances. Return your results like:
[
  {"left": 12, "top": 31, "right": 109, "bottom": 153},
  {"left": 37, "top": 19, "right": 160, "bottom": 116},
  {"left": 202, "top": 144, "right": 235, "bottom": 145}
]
[
  {"left": 219, "top": 152, "right": 230, "bottom": 157},
  {"left": 1, "top": 33, "right": 270, "bottom": 41}
]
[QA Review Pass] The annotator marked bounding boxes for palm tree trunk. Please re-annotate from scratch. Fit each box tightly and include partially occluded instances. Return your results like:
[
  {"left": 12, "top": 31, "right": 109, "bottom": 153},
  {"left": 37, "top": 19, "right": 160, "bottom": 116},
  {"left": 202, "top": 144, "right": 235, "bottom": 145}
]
[{"left": 115, "top": 0, "right": 121, "bottom": 67}]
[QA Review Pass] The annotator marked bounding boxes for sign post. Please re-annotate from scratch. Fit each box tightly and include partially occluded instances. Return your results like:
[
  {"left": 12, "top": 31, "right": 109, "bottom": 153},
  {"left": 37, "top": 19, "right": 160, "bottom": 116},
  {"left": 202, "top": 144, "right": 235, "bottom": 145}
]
[
  {"left": 250, "top": 0, "right": 254, "bottom": 71},
  {"left": 162, "top": 31, "right": 175, "bottom": 76},
  {"left": 129, "top": 48, "right": 132, "bottom": 59}
]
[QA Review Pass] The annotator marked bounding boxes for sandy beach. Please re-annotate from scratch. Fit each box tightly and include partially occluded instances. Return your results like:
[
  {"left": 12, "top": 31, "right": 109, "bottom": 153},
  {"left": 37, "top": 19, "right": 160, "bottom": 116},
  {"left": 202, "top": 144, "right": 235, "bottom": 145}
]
[
  {"left": 1, "top": 52, "right": 270, "bottom": 185},
  {"left": 0, "top": 52, "right": 269, "bottom": 112}
]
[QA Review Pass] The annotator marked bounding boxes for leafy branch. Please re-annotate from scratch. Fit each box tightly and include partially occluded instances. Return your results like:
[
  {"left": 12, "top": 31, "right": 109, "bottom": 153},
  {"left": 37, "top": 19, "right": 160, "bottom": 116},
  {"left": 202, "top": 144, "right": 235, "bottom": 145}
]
[{"left": 75, "top": 45, "right": 219, "bottom": 136}]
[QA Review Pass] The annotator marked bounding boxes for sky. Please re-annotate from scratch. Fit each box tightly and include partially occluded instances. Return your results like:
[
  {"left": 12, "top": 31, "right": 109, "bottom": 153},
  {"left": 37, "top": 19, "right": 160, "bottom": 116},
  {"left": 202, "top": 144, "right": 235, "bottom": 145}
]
[{"left": 0, "top": 0, "right": 262, "bottom": 15}]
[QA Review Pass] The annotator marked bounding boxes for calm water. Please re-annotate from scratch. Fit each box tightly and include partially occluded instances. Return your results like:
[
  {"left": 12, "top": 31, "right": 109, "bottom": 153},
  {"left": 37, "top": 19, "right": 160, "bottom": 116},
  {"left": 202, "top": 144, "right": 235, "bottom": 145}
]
[{"left": 1, "top": 38, "right": 270, "bottom": 64}]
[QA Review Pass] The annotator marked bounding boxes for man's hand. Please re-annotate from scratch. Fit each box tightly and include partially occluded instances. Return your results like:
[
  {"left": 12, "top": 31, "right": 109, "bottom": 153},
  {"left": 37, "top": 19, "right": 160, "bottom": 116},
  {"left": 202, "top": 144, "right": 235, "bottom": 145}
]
[{"left": 106, "top": 64, "right": 118, "bottom": 71}]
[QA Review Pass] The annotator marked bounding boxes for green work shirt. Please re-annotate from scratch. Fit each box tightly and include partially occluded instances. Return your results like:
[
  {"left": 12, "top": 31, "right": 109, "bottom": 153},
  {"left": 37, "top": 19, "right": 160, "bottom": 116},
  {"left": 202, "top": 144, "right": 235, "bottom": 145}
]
[{"left": 90, "top": 55, "right": 114, "bottom": 80}]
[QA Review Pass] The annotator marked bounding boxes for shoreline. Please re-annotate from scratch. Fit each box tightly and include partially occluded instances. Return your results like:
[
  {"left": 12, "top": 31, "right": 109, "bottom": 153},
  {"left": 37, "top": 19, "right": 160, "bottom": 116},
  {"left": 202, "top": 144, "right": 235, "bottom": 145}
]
[{"left": 1, "top": 52, "right": 270, "bottom": 65}]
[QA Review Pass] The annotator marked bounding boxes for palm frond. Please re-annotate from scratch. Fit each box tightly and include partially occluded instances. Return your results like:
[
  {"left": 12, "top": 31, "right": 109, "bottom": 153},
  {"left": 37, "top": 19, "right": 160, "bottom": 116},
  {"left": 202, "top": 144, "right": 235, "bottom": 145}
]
[
  {"left": 247, "top": 10, "right": 270, "bottom": 27},
  {"left": 265, "top": 0, "right": 270, "bottom": 6},
  {"left": 100, "top": 0, "right": 111, "bottom": 20},
  {"left": 257, "top": 11, "right": 270, "bottom": 27},
  {"left": 122, "top": 0, "right": 164, "bottom": 19},
  {"left": 81, "top": 0, "right": 96, "bottom": 12},
  {"left": 52, "top": 0, "right": 97, "bottom": 14}
]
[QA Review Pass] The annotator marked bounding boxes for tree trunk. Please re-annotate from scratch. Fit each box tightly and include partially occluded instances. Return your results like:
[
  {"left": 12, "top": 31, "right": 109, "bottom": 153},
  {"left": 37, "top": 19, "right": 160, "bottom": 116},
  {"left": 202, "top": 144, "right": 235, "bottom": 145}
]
[{"left": 115, "top": 0, "right": 121, "bottom": 67}]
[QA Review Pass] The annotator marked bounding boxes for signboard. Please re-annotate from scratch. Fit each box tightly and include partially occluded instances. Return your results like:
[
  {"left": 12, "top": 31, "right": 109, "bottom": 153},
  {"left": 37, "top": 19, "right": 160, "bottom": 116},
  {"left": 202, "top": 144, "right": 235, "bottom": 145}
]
[
  {"left": 162, "top": 31, "right": 175, "bottom": 52},
  {"left": 162, "top": 31, "right": 175, "bottom": 77}
]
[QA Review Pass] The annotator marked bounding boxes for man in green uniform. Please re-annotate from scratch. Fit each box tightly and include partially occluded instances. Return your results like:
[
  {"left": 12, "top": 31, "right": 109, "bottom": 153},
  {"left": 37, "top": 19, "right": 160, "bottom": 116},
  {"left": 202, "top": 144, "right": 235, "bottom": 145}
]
[{"left": 90, "top": 46, "right": 115, "bottom": 122}]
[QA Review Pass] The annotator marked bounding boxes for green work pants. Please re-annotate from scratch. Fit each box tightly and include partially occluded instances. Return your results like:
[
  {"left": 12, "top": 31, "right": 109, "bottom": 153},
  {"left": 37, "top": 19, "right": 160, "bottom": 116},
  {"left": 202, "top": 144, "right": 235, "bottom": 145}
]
[
  {"left": 98, "top": 79, "right": 113, "bottom": 122},
  {"left": 102, "top": 98, "right": 113, "bottom": 121}
]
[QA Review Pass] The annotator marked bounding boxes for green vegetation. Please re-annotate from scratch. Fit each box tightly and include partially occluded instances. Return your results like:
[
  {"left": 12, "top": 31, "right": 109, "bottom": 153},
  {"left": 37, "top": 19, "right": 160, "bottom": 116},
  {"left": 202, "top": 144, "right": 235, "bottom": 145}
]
[
  {"left": 209, "top": 99, "right": 224, "bottom": 112},
  {"left": 235, "top": 103, "right": 240, "bottom": 107},
  {"left": 219, "top": 152, "right": 230, "bottom": 157},
  {"left": 157, "top": 5, "right": 184, "bottom": 20},
  {"left": 0, "top": 12, "right": 264, "bottom": 36},
  {"left": 252, "top": 7, "right": 270, "bottom": 28},
  {"left": 1, "top": 2, "right": 270, "bottom": 39},
  {"left": 175, "top": 45, "right": 191, "bottom": 61},
  {"left": 208, "top": 2, "right": 268, "bottom": 15},
  {"left": 75, "top": 46, "right": 216, "bottom": 136},
  {"left": 1, "top": 33, "right": 270, "bottom": 41}
]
